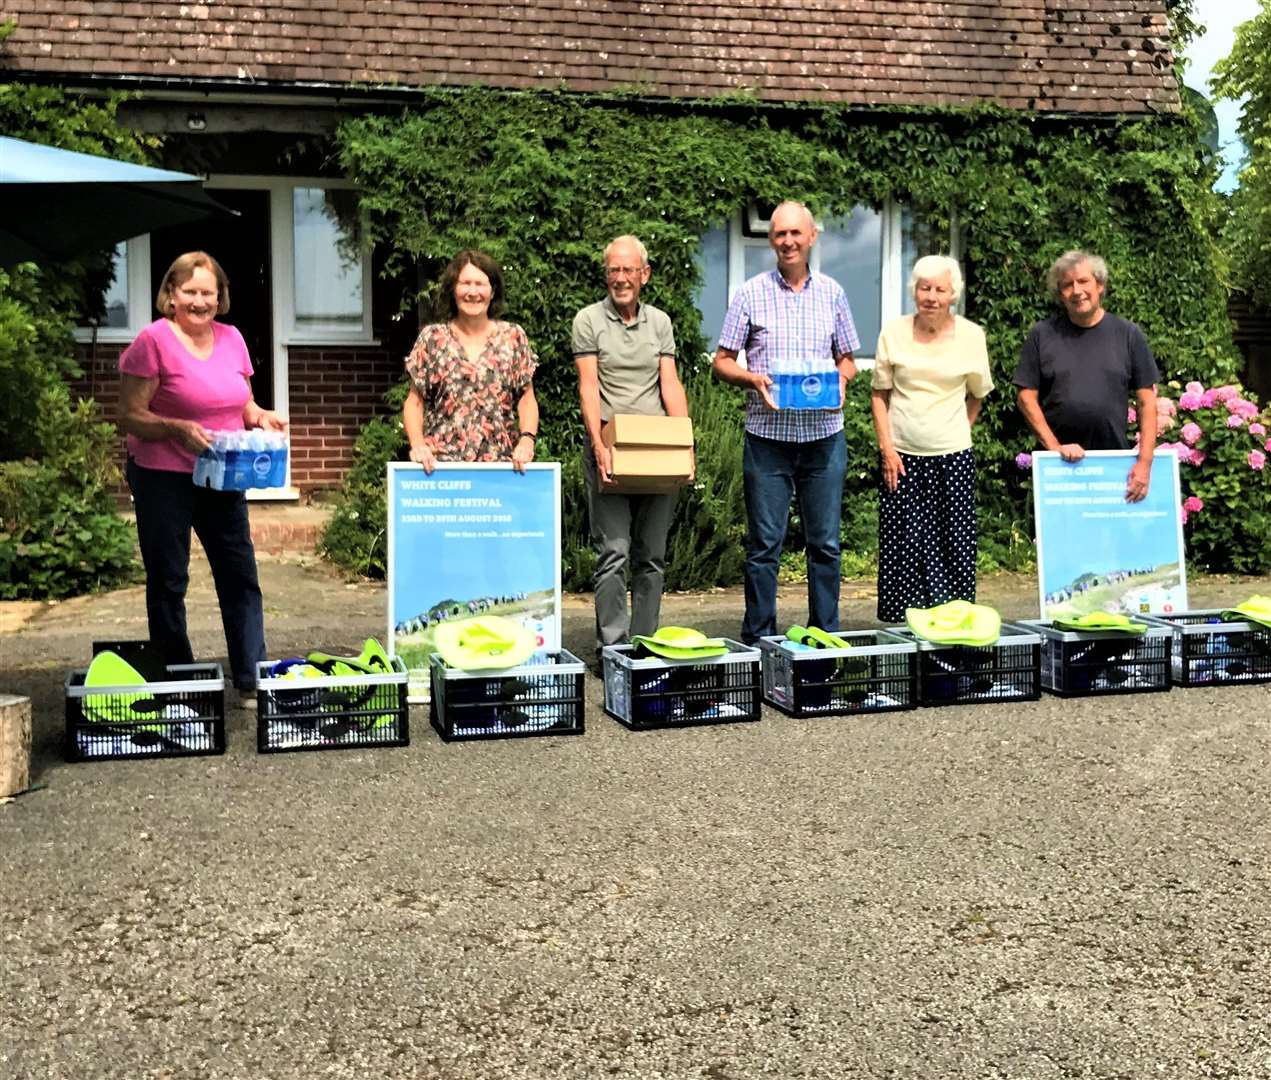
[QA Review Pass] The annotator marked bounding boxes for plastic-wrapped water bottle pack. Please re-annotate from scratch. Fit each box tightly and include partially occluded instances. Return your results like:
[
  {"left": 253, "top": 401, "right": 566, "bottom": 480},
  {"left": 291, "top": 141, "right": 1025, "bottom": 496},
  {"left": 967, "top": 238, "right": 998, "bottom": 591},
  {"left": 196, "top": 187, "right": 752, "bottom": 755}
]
[{"left": 193, "top": 429, "right": 289, "bottom": 490}]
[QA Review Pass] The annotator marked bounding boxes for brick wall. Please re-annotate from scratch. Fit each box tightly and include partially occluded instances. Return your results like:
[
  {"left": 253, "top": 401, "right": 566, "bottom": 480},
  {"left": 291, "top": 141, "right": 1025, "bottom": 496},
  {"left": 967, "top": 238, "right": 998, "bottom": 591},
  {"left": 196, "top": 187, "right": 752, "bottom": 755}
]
[
  {"left": 286, "top": 345, "right": 399, "bottom": 491},
  {"left": 69, "top": 341, "right": 400, "bottom": 494}
]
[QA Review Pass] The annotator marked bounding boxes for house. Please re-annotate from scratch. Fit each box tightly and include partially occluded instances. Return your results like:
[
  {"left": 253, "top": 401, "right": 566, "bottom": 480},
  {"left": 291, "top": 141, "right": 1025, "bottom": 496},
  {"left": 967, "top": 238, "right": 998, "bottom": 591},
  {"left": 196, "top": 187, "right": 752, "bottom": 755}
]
[{"left": 0, "top": 1, "right": 1180, "bottom": 496}]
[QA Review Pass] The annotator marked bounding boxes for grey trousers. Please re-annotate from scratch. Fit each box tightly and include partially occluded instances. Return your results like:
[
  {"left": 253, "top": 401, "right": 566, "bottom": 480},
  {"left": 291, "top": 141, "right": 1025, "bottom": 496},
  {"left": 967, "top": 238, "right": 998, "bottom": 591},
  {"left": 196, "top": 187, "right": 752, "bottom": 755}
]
[{"left": 583, "top": 442, "right": 678, "bottom": 650}]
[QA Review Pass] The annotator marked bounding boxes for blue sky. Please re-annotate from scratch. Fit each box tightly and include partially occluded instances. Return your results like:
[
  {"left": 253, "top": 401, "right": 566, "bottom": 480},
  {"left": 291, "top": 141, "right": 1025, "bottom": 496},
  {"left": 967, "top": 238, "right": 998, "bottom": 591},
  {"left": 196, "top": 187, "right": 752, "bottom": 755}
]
[{"left": 1188, "top": 0, "right": 1262, "bottom": 191}]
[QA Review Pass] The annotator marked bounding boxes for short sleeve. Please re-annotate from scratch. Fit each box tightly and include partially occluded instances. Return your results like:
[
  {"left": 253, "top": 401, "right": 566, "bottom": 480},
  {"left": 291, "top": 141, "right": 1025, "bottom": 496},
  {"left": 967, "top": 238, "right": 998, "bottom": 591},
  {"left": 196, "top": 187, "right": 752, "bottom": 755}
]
[
  {"left": 1012, "top": 325, "right": 1042, "bottom": 389},
  {"left": 870, "top": 327, "right": 894, "bottom": 390},
  {"left": 571, "top": 308, "right": 598, "bottom": 357},
  {"left": 965, "top": 323, "right": 994, "bottom": 399},
  {"left": 1128, "top": 323, "right": 1160, "bottom": 390},
  {"left": 509, "top": 324, "right": 537, "bottom": 394},
  {"left": 221, "top": 323, "right": 254, "bottom": 379},
  {"left": 404, "top": 325, "right": 439, "bottom": 388},
  {"left": 655, "top": 309, "right": 676, "bottom": 357},
  {"left": 717, "top": 288, "right": 751, "bottom": 352},
  {"left": 831, "top": 288, "right": 861, "bottom": 357},
  {"left": 118, "top": 326, "right": 161, "bottom": 379}
]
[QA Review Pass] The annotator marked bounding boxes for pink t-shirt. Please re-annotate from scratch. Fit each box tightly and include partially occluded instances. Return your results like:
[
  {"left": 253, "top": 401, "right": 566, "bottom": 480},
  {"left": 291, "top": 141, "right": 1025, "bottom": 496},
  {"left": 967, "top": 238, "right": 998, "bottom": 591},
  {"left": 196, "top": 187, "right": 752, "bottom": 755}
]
[{"left": 118, "top": 319, "right": 254, "bottom": 473}]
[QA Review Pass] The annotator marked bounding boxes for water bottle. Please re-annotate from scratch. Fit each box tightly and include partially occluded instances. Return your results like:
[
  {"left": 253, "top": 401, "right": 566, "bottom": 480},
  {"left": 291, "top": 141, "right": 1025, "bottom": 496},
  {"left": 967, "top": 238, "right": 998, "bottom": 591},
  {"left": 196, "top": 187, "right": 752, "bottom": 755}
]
[{"left": 769, "top": 357, "right": 841, "bottom": 410}]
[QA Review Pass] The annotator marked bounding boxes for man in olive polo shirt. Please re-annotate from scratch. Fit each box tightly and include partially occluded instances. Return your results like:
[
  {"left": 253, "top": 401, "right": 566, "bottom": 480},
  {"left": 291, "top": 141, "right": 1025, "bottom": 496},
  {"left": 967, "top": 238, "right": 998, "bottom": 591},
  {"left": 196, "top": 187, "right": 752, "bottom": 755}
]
[{"left": 573, "top": 234, "right": 690, "bottom": 660}]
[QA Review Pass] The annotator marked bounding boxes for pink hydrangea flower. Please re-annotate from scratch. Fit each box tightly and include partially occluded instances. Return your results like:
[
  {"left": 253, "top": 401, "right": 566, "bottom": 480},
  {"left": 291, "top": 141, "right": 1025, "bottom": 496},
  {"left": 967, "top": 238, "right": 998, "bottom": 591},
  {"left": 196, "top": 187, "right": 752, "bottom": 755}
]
[
  {"left": 1228, "top": 415, "right": 1245, "bottom": 428},
  {"left": 1180, "top": 422, "right": 1202, "bottom": 445},
  {"left": 1227, "top": 398, "right": 1261, "bottom": 420},
  {"left": 1158, "top": 412, "right": 1176, "bottom": 432},
  {"left": 1157, "top": 397, "right": 1177, "bottom": 416},
  {"left": 1251, "top": 450, "right": 1267, "bottom": 471},
  {"left": 1213, "top": 385, "right": 1239, "bottom": 403},
  {"left": 1127, "top": 406, "right": 1137, "bottom": 424},
  {"left": 1188, "top": 449, "right": 1207, "bottom": 467},
  {"left": 1183, "top": 495, "right": 1204, "bottom": 513},
  {"left": 1184, "top": 381, "right": 1204, "bottom": 395},
  {"left": 1201, "top": 390, "right": 1219, "bottom": 408},
  {"left": 1250, "top": 422, "right": 1267, "bottom": 436},
  {"left": 1180, "top": 507, "right": 1189, "bottom": 524},
  {"left": 1178, "top": 391, "right": 1204, "bottom": 411},
  {"left": 1015, "top": 452, "right": 1032, "bottom": 470}
]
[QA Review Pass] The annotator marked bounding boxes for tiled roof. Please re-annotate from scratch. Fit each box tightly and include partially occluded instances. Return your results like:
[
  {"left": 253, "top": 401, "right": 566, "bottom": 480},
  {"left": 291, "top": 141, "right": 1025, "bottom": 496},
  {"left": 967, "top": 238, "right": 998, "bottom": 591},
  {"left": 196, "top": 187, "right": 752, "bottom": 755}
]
[{"left": 0, "top": 0, "right": 1179, "bottom": 114}]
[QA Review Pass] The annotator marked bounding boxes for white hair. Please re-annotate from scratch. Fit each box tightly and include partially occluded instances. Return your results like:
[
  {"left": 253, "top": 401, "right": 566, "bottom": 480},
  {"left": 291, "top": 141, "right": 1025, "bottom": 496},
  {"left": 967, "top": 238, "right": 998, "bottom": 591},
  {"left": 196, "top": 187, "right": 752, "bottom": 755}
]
[
  {"left": 908, "top": 254, "right": 964, "bottom": 303},
  {"left": 603, "top": 234, "right": 649, "bottom": 267}
]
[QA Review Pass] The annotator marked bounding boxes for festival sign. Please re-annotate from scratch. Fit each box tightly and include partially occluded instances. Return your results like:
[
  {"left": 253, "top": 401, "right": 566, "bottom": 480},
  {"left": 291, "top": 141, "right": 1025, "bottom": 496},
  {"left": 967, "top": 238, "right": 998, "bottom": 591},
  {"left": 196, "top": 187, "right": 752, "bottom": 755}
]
[
  {"left": 387, "top": 462, "right": 561, "bottom": 690},
  {"left": 1032, "top": 449, "right": 1187, "bottom": 620}
]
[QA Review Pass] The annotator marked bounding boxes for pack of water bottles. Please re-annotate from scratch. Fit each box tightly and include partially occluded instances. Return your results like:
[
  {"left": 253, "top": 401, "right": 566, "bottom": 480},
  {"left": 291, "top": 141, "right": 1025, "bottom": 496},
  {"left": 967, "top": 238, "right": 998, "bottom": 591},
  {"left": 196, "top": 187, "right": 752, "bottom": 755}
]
[
  {"left": 768, "top": 357, "right": 842, "bottom": 410},
  {"left": 193, "top": 429, "right": 289, "bottom": 490}
]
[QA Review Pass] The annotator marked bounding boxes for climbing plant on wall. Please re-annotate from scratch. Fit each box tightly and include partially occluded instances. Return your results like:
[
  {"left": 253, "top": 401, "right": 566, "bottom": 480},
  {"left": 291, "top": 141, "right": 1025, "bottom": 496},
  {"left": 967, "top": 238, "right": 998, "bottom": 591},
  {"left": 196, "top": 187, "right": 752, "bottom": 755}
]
[{"left": 321, "top": 87, "right": 1243, "bottom": 586}]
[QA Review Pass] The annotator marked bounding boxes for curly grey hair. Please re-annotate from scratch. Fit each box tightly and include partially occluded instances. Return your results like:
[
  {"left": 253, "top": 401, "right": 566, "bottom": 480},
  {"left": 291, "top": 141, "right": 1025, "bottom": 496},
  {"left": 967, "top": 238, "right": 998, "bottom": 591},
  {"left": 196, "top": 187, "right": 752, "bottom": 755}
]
[{"left": 1047, "top": 250, "right": 1108, "bottom": 303}]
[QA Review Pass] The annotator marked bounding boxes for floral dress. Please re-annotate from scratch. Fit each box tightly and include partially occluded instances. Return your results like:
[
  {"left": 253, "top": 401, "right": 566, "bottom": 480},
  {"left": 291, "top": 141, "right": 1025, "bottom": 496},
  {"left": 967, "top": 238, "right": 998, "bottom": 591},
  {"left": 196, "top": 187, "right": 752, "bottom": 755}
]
[{"left": 404, "top": 321, "right": 537, "bottom": 461}]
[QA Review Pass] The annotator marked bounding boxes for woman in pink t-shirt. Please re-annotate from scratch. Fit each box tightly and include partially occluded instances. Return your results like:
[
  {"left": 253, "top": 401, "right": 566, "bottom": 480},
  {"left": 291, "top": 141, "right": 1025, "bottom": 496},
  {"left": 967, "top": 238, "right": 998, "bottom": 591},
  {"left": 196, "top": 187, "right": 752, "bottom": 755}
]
[{"left": 118, "top": 251, "right": 286, "bottom": 706}]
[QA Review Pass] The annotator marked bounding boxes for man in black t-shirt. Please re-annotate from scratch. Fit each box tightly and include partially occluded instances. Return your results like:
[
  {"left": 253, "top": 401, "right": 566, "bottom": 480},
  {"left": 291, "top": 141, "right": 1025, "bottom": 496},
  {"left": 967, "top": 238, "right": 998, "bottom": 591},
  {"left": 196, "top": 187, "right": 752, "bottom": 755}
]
[{"left": 1012, "top": 251, "right": 1160, "bottom": 502}]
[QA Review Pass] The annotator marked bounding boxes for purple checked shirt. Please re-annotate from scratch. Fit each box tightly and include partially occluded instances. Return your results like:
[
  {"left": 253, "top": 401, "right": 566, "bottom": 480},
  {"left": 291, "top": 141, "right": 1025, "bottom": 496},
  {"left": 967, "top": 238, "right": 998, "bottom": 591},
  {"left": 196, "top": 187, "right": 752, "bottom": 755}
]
[{"left": 717, "top": 269, "right": 860, "bottom": 442}]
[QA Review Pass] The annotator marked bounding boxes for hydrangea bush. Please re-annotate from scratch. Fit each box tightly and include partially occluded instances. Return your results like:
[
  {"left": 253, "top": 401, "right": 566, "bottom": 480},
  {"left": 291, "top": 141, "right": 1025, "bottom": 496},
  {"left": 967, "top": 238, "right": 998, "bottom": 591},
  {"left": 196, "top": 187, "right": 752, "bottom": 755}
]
[{"left": 1139, "top": 381, "right": 1271, "bottom": 574}]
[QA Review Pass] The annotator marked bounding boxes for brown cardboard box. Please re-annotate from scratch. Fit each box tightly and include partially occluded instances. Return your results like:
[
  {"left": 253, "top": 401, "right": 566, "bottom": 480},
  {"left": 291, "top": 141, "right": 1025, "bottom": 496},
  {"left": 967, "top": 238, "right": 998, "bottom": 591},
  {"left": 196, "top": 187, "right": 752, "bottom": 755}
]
[{"left": 600, "top": 414, "right": 694, "bottom": 493}]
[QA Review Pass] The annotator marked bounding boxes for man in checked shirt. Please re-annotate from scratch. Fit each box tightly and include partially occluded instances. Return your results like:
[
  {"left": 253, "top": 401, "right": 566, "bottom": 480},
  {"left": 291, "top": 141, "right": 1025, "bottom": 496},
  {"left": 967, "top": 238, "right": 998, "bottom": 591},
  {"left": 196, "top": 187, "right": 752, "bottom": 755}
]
[{"left": 712, "top": 200, "right": 860, "bottom": 644}]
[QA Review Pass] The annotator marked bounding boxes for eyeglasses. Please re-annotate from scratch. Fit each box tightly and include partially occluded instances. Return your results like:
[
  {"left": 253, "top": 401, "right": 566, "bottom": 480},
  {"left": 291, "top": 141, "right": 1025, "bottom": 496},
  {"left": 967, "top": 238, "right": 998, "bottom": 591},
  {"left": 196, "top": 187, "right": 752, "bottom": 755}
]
[{"left": 605, "top": 265, "right": 644, "bottom": 279}]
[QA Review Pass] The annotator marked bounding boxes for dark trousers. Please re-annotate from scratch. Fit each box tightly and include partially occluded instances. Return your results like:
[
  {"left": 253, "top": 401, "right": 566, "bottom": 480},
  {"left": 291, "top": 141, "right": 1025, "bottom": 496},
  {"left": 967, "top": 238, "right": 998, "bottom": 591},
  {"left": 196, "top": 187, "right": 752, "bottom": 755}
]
[
  {"left": 127, "top": 459, "right": 267, "bottom": 690},
  {"left": 741, "top": 431, "right": 847, "bottom": 644}
]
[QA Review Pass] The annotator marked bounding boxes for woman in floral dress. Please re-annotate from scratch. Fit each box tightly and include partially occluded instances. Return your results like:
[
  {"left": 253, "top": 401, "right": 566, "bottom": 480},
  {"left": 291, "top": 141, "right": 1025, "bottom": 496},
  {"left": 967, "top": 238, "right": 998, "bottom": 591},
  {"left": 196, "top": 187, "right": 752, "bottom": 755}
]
[{"left": 403, "top": 249, "right": 539, "bottom": 472}]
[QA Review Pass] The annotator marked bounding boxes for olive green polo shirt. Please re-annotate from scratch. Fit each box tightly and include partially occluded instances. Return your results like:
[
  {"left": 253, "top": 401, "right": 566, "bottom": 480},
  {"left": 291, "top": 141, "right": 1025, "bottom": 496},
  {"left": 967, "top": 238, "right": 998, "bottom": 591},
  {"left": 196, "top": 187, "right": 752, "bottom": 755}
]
[{"left": 571, "top": 297, "right": 676, "bottom": 421}]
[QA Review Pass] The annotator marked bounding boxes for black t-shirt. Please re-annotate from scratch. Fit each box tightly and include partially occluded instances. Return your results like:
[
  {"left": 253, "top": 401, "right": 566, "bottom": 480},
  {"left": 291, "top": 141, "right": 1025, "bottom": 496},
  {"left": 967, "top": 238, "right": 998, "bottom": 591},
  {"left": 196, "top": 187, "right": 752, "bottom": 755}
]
[{"left": 1012, "top": 312, "right": 1159, "bottom": 450}]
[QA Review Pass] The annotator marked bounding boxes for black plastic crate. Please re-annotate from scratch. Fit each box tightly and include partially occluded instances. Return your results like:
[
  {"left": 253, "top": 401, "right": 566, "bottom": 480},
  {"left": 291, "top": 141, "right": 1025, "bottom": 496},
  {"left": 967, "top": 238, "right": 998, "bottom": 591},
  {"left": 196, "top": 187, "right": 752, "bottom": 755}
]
[
  {"left": 886, "top": 624, "right": 1042, "bottom": 707},
  {"left": 758, "top": 631, "right": 917, "bottom": 717},
  {"left": 65, "top": 641, "right": 226, "bottom": 762},
  {"left": 1142, "top": 611, "right": 1271, "bottom": 687},
  {"left": 429, "top": 650, "right": 586, "bottom": 741},
  {"left": 603, "top": 640, "right": 761, "bottom": 730},
  {"left": 256, "top": 657, "right": 409, "bottom": 753},
  {"left": 1023, "top": 620, "right": 1172, "bottom": 696}
]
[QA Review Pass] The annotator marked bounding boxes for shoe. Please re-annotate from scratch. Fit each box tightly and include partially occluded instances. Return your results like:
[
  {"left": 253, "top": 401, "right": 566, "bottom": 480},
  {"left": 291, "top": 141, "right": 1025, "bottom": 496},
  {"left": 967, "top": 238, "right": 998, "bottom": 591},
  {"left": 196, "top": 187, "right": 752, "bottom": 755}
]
[{"left": 236, "top": 688, "right": 258, "bottom": 711}]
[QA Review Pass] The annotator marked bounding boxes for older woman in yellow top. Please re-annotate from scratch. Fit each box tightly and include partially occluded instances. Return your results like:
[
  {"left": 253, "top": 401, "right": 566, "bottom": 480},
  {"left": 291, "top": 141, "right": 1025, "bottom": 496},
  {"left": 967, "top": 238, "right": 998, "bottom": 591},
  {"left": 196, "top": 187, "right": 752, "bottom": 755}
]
[{"left": 870, "top": 255, "right": 994, "bottom": 622}]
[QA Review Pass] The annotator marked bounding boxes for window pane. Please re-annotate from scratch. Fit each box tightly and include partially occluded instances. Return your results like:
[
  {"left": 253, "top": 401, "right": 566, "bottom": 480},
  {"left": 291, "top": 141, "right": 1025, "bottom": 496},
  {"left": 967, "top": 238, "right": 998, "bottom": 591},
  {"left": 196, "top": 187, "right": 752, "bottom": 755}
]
[
  {"left": 99, "top": 242, "right": 129, "bottom": 328},
  {"left": 900, "top": 207, "right": 943, "bottom": 315},
  {"left": 694, "top": 225, "right": 729, "bottom": 349},
  {"left": 743, "top": 241, "right": 770, "bottom": 284},
  {"left": 293, "top": 187, "right": 363, "bottom": 329},
  {"left": 818, "top": 208, "right": 882, "bottom": 353}
]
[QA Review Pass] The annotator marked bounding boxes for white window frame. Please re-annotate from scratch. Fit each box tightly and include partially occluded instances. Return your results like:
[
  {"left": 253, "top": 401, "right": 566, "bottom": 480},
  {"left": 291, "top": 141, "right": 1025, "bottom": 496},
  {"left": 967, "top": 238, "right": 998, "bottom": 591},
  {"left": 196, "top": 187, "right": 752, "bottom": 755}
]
[{"left": 73, "top": 236, "right": 153, "bottom": 344}]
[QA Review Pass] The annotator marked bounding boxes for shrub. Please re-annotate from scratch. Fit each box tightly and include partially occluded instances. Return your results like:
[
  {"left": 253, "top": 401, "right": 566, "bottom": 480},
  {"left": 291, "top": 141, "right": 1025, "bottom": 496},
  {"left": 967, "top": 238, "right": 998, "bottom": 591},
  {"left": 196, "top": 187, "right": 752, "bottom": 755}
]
[
  {"left": 0, "top": 386, "right": 137, "bottom": 599},
  {"left": 1149, "top": 380, "right": 1271, "bottom": 573}
]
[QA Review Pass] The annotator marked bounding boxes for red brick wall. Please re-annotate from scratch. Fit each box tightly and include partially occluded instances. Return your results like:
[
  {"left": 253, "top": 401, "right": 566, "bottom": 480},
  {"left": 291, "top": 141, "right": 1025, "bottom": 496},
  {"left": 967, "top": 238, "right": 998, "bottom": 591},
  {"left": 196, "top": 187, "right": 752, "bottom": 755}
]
[
  {"left": 287, "top": 345, "right": 399, "bottom": 491},
  {"left": 69, "top": 341, "right": 400, "bottom": 494}
]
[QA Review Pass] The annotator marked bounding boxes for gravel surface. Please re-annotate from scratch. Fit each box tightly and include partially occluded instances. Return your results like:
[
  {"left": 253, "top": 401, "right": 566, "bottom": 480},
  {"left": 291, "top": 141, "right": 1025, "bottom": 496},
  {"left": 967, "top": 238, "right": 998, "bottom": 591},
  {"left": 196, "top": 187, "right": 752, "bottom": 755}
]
[{"left": 2, "top": 557, "right": 1270, "bottom": 1079}]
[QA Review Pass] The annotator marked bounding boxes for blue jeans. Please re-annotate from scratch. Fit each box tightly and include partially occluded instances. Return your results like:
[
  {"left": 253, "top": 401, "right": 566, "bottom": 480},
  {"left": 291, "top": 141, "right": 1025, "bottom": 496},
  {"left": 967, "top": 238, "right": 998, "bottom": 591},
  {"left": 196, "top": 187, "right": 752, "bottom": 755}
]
[
  {"left": 127, "top": 459, "right": 267, "bottom": 690},
  {"left": 741, "top": 431, "right": 847, "bottom": 643}
]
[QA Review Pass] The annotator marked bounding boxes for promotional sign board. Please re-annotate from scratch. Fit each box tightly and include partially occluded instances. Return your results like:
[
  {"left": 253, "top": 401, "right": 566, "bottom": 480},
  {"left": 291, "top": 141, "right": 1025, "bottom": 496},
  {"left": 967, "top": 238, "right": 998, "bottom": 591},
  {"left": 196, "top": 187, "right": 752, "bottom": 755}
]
[
  {"left": 387, "top": 462, "right": 561, "bottom": 691},
  {"left": 1032, "top": 449, "right": 1187, "bottom": 620}
]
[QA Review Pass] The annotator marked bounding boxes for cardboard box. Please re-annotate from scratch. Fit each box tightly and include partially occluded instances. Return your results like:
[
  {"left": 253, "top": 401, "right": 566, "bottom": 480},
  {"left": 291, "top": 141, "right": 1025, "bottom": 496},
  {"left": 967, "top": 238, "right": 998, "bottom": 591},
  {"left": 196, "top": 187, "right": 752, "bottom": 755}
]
[{"left": 601, "top": 414, "right": 694, "bottom": 493}]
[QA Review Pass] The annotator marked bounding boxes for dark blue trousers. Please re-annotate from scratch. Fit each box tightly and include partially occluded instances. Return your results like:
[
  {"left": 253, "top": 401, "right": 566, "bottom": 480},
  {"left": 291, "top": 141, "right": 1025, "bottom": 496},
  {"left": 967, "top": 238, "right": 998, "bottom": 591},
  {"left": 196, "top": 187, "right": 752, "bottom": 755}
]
[{"left": 126, "top": 459, "right": 267, "bottom": 690}]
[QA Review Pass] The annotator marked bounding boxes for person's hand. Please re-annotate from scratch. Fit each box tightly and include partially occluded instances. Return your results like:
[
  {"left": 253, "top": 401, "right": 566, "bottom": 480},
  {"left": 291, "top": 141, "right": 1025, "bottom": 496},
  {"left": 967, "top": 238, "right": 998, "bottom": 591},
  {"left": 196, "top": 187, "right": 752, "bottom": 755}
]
[
  {"left": 409, "top": 442, "right": 437, "bottom": 474},
  {"left": 1058, "top": 443, "right": 1085, "bottom": 462},
  {"left": 173, "top": 419, "right": 213, "bottom": 453},
  {"left": 593, "top": 442, "right": 613, "bottom": 484},
  {"left": 254, "top": 410, "right": 288, "bottom": 433},
  {"left": 751, "top": 371, "right": 776, "bottom": 410},
  {"left": 880, "top": 448, "right": 906, "bottom": 492},
  {"left": 511, "top": 434, "right": 535, "bottom": 474},
  {"left": 840, "top": 357, "right": 858, "bottom": 384},
  {"left": 1125, "top": 459, "right": 1151, "bottom": 503}
]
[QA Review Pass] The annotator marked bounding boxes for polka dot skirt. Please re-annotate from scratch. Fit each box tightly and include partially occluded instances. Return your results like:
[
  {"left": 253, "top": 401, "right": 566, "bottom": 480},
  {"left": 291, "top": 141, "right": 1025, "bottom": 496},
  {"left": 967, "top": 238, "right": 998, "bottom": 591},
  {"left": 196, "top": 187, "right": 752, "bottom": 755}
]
[{"left": 876, "top": 448, "right": 978, "bottom": 622}]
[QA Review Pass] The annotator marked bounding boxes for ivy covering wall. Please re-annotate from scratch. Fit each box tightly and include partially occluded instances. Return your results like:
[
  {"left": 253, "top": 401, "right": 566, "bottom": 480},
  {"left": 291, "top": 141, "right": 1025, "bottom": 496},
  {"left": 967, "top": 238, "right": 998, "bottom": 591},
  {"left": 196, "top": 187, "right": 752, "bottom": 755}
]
[{"left": 321, "top": 88, "right": 1242, "bottom": 588}]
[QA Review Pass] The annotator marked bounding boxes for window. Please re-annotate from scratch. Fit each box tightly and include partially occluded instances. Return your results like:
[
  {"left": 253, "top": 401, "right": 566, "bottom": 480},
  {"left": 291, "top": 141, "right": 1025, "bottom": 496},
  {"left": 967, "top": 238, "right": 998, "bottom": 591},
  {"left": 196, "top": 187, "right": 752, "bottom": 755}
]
[
  {"left": 694, "top": 202, "right": 957, "bottom": 361},
  {"left": 74, "top": 237, "right": 152, "bottom": 342},
  {"left": 291, "top": 186, "right": 368, "bottom": 336}
]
